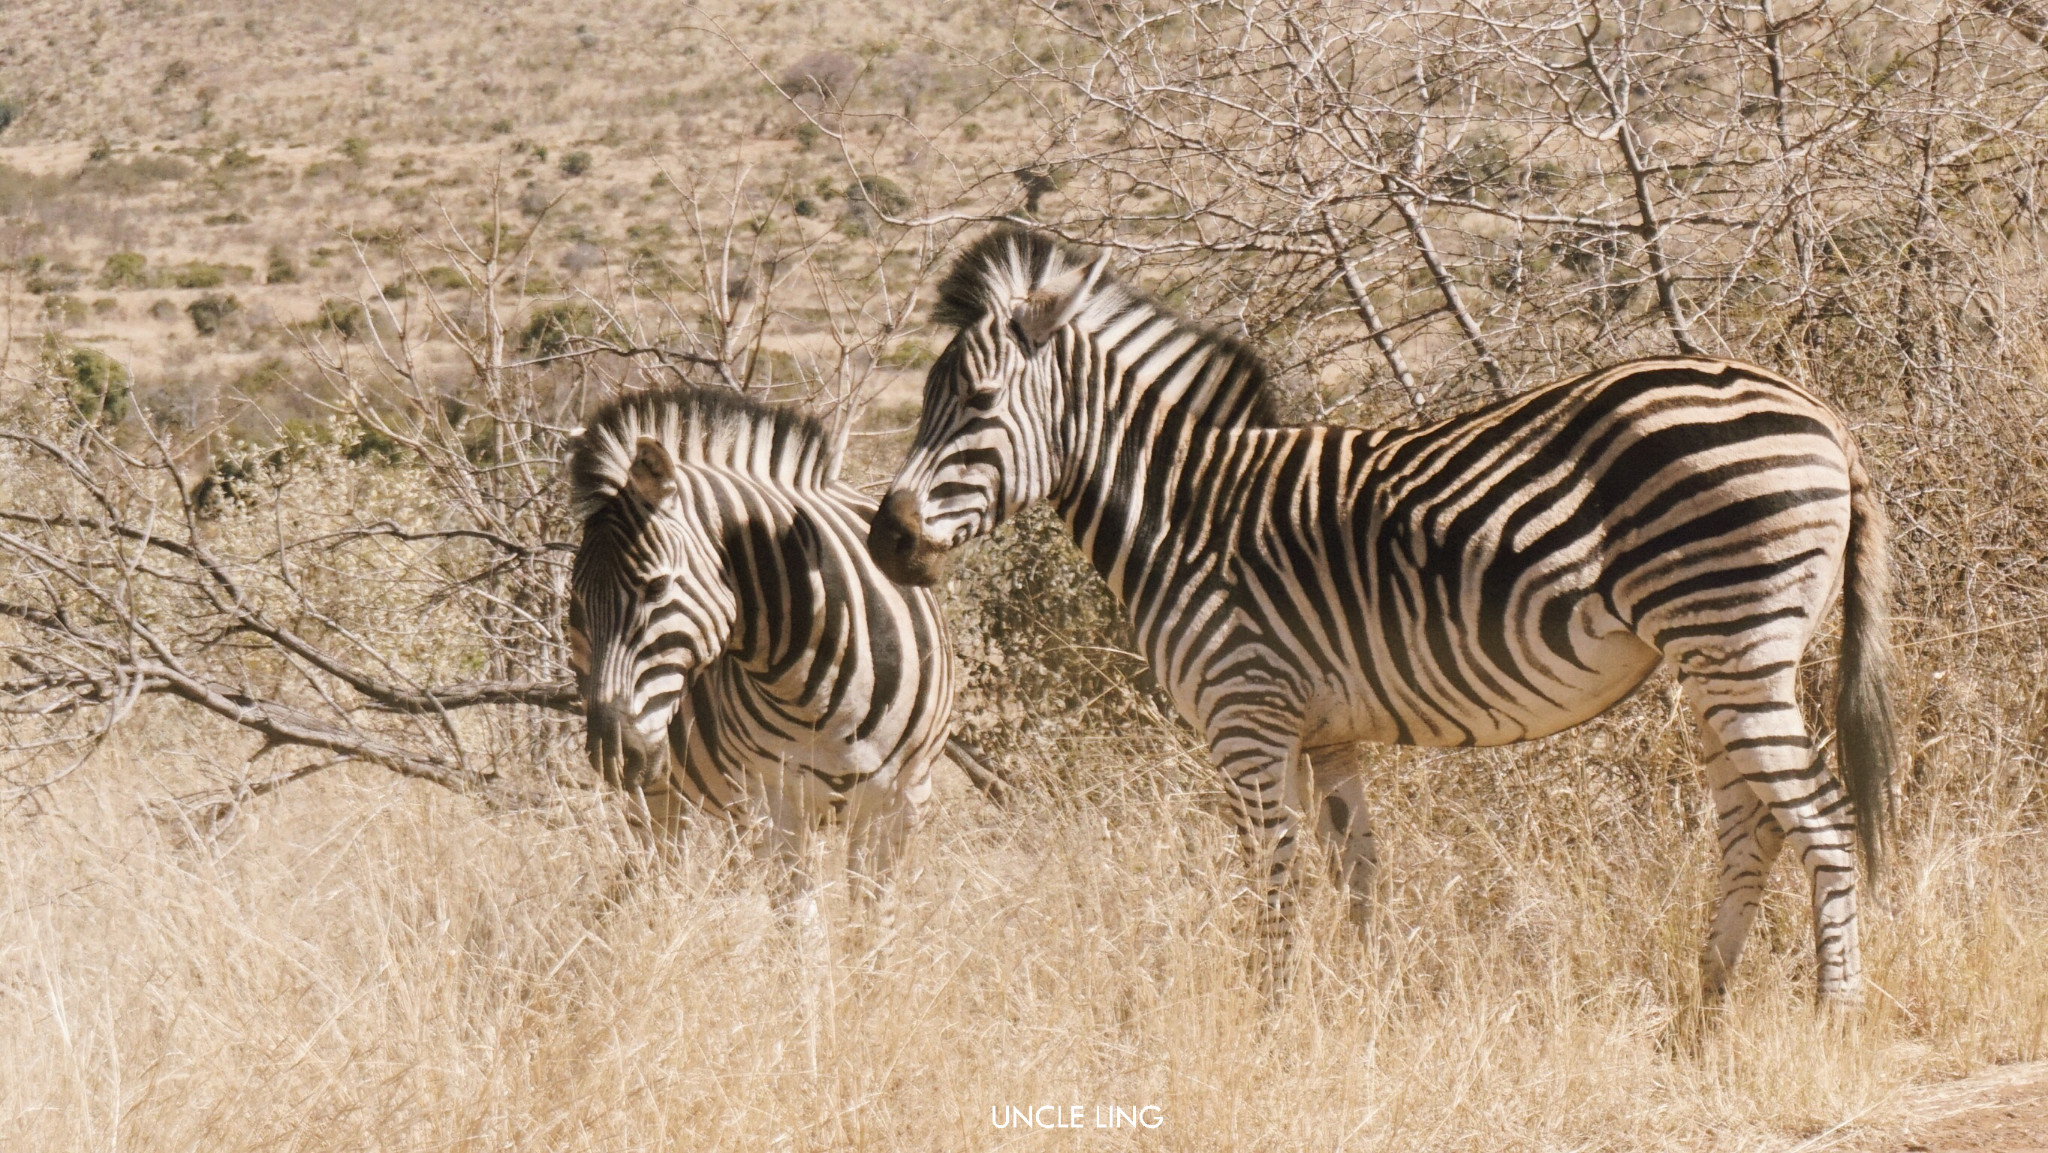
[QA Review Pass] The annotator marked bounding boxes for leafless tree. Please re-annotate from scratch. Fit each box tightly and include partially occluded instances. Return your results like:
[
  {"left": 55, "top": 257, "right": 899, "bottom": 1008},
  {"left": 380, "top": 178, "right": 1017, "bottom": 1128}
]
[
  {"left": 976, "top": 0, "right": 2048, "bottom": 431},
  {"left": 0, "top": 175, "right": 947, "bottom": 823}
]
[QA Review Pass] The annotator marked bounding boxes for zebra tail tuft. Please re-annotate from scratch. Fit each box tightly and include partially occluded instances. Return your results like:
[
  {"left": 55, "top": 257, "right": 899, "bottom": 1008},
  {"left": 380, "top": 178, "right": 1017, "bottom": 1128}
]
[{"left": 1838, "top": 450, "right": 1900, "bottom": 883}]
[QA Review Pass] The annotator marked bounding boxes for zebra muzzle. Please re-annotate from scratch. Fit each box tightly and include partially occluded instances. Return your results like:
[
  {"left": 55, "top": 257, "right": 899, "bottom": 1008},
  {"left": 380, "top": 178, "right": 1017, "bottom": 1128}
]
[
  {"left": 585, "top": 702, "right": 660, "bottom": 790},
  {"left": 867, "top": 489, "right": 952, "bottom": 587}
]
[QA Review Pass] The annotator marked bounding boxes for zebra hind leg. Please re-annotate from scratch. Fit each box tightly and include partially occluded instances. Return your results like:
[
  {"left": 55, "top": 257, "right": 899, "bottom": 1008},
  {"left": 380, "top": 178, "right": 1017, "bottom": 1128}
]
[
  {"left": 1304, "top": 742, "right": 1378, "bottom": 933},
  {"left": 1697, "top": 735, "right": 1788, "bottom": 1003},
  {"left": 1680, "top": 666, "right": 1861, "bottom": 1005}
]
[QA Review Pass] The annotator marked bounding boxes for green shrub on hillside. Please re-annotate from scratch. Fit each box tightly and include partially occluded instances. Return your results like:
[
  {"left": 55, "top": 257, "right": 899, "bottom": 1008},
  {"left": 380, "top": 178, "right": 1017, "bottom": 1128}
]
[
  {"left": 315, "top": 298, "right": 367, "bottom": 338},
  {"left": 846, "top": 174, "right": 912, "bottom": 215},
  {"left": 43, "top": 341, "right": 131, "bottom": 426},
  {"left": 519, "top": 301, "right": 598, "bottom": 357},
  {"left": 185, "top": 293, "right": 240, "bottom": 335},
  {"left": 265, "top": 246, "right": 297, "bottom": 285},
  {"left": 169, "top": 263, "right": 226, "bottom": 289},
  {"left": 43, "top": 295, "right": 85, "bottom": 327},
  {"left": 99, "top": 252, "right": 148, "bottom": 289},
  {"left": 23, "top": 256, "right": 79, "bottom": 295}
]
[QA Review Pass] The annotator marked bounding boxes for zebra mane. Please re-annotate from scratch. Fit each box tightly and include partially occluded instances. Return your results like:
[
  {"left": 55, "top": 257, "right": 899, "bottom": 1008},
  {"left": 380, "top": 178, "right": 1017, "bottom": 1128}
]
[
  {"left": 568, "top": 386, "right": 837, "bottom": 516},
  {"left": 933, "top": 225, "right": 1280, "bottom": 427}
]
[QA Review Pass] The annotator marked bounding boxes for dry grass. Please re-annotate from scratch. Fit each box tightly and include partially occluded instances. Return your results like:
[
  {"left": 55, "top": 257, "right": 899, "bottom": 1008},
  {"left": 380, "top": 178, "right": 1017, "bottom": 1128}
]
[{"left": 4, "top": 680, "right": 2045, "bottom": 1150}]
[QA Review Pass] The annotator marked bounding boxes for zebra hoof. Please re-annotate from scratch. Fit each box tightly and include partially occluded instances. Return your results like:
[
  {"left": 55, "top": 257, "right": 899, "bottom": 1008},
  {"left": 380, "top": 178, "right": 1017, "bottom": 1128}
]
[{"left": 1816, "top": 984, "right": 1866, "bottom": 1016}]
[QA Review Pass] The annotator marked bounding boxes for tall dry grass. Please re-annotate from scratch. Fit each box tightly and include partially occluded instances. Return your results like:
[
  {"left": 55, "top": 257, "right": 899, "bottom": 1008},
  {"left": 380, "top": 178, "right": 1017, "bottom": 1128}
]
[{"left": 3, "top": 667, "right": 2044, "bottom": 1150}]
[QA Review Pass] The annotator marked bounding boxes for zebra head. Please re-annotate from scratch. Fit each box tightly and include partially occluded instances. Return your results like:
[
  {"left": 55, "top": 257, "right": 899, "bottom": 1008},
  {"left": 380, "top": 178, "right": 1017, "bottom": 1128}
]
[
  {"left": 569, "top": 436, "right": 739, "bottom": 791},
  {"left": 869, "top": 229, "right": 1111, "bottom": 586}
]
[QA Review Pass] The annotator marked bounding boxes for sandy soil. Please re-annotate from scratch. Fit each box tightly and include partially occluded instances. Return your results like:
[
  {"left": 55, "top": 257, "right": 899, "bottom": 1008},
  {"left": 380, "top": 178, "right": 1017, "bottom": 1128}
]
[{"left": 1848, "top": 1064, "right": 2048, "bottom": 1153}]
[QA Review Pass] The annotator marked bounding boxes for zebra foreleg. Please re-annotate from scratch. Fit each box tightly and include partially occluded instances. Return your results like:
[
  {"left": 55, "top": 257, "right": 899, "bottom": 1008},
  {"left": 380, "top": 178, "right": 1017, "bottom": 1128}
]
[
  {"left": 1305, "top": 742, "right": 1378, "bottom": 932},
  {"left": 1210, "top": 724, "right": 1307, "bottom": 1001},
  {"left": 753, "top": 786, "right": 825, "bottom": 939},
  {"left": 846, "top": 787, "right": 919, "bottom": 940},
  {"left": 1681, "top": 667, "right": 1861, "bottom": 1005}
]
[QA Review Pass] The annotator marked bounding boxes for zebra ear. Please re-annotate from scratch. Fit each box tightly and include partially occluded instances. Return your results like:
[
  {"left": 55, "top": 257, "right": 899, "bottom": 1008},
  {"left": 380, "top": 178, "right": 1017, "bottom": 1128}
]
[
  {"left": 627, "top": 436, "right": 678, "bottom": 503},
  {"left": 1012, "top": 249, "right": 1110, "bottom": 348}
]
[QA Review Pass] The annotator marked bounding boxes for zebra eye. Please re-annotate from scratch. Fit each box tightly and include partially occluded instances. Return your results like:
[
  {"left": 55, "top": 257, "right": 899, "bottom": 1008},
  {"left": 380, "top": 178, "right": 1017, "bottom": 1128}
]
[{"left": 643, "top": 575, "right": 671, "bottom": 600}]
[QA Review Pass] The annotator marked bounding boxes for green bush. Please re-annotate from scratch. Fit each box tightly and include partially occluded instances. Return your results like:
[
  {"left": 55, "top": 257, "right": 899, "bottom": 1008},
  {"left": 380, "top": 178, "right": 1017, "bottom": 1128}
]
[
  {"left": 0, "top": 99, "right": 19, "bottom": 137},
  {"left": 846, "top": 174, "right": 912, "bottom": 216},
  {"left": 71, "top": 155, "right": 193, "bottom": 195},
  {"left": 43, "top": 295, "right": 86, "bottom": 327},
  {"left": 265, "top": 246, "right": 297, "bottom": 285},
  {"left": 232, "top": 356, "right": 293, "bottom": 396},
  {"left": 315, "top": 298, "right": 366, "bottom": 339},
  {"left": 169, "top": 263, "right": 226, "bottom": 290},
  {"left": 345, "top": 424, "right": 406, "bottom": 464},
  {"left": 99, "top": 252, "right": 148, "bottom": 289},
  {"left": 518, "top": 301, "right": 598, "bottom": 357},
  {"left": 422, "top": 265, "right": 469, "bottom": 291},
  {"left": 25, "top": 266, "right": 79, "bottom": 295},
  {"left": 340, "top": 136, "right": 371, "bottom": 167},
  {"left": 940, "top": 504, "right": 1172, "bottom": 785},
  {"left": 185, "top": 293, "right": 240, "bottom": 335},
  {"left": 559, "top": 150, "right": 592, "bottom": 177},
  {"left": 44, "top": 341, "right": 131, "bottom": 426},
  {"left": 878, "top": 340, "right": 936, "bottom": 369}
]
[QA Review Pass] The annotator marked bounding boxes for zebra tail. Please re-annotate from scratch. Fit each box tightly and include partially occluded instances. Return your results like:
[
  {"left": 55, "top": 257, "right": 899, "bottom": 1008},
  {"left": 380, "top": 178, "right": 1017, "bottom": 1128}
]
[
  {"left": 1838, "top": 450, "right": 1900, "bottom": 882},
  {"left": 944, "top": 737, "right": 1012, "bottom": 805}
]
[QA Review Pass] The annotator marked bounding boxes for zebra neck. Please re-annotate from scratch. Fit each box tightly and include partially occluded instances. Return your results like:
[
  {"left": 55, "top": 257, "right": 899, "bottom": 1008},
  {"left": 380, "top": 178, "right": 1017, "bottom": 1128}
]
[
  {"left": 1054, "top": 315, "right": 1273, "bottom": 611},
  {"left": 678, "top": 471, "right": 816, "bottom": 683}
]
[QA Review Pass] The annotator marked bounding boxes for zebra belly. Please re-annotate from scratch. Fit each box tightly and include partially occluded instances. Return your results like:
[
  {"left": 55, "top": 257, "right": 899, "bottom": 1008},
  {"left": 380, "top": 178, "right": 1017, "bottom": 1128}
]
[
  {"left": 1298, "top": 590, "right": 1662, "bottom": 749},
  {"left": 664, "top": 672, "right": 927, "bottom": 821}
]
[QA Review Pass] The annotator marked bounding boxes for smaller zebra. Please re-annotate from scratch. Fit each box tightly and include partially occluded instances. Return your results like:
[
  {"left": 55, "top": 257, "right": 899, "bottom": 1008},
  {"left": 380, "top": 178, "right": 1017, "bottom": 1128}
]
[{"left": 567, "top": 386, "right": 963, "bottom": 914}]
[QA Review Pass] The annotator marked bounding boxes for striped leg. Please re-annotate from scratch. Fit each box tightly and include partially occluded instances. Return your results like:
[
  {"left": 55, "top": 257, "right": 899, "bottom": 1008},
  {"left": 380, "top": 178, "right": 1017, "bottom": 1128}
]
[
  {"left": 1208, "top": 700, "right": 1308, "bottom": 998},
  {"left": 1681, "top": 666, "right": 1861, "bottom": 1003},
  {"left": 1696, "top": 724, "right": 1788, "bottom": 1002},
  {"left": 1304, "top": 742, "right": 1377, "bottom": 931}
]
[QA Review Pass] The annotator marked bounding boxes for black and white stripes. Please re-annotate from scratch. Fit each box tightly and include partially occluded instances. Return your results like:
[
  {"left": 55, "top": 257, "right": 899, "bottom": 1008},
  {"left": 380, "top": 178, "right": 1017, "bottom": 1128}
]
[
  {"left": 570, "top": 387, "right": 958, "bottom": 908},
  {"left": 870, "top": 228, "right": 1898, "bottom": 1003}
]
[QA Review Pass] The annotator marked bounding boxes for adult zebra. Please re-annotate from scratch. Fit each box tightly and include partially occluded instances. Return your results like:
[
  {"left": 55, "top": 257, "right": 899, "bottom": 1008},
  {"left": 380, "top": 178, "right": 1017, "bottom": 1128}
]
[
  {"left": 868, "top": 228, "right": 1899, "bottom": 1005},
  {"left": 568, "top": 386, "right": 979, "bottom": 913}
]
